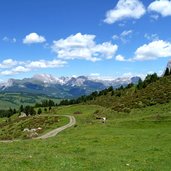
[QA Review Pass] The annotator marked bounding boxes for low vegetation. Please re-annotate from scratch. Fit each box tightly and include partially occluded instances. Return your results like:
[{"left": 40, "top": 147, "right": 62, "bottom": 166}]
[
  {"left": 58, "top": 73, "right": 171, "bottom": 113},
  {"left": 0, "top": 103, "right": 171, "bottom": 170},
  {"left": 0, "top": 115, "right": 68, "bottom": 140},
  {"left": 0, "top": 93, "right": 61, "bottom": 109},
  {"left": 0, "top": 99, "right": 58, "bottom": 118},
  {"left": 0, "top": 71, "right": 171, "bottom": 170}
]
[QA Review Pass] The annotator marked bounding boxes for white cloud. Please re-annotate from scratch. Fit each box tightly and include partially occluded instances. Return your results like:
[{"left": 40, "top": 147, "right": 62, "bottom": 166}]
[
  {"left": 89, "top": 74, "right": 117, "bottom": 81},
  {"left": 112, "top": 35, "right": 119, "bottom": 40},
  {"left": 23, "top": 33, "right": 46, "bottom": 44},
  {"left": 0, "top": 70, "right": 14, "bottom": 76},
  {"left": 115, "top": 55, "right": 126, "bottom": 61},
  {"left": 144, "top": 33, "right": 159, "bottom": 41},
  {"left": 2, "top": 37, "right": 8, "bottom": 42},
  {"left": 133, "top": 40, "right": 171, "bottom": 61},
  {"left": 0, "top": 66, "right": 30, "bottom": 76},
  {"left": 12, "top": 38, "right": 17, "bottom": 43},
  {"left": 122, "top": 72, "right": 134, "bottom": 77},
  {"left": 122, "top": 72, "right": 146, "bottom": 79},
  {"left": 0, "top": 59, "right": 66, "bottom": 76},
  {"left": 148, "top": 0, "right": 171, "bottom": 17},
  {"left": 3, "top": 37, "right": 16, "bottom": 43},
  {"left": 12, "top": 66, "right": 30, "bottom": 73},
  {"left": 90, "top": 73, "right": 100, "bottom": 77},
  {"left": 104, "top": 0, "right": 146, "bottom": 24},
  {"left": 27, "top": 59, "right": 66, "bottom": 69},
  {"left": 52, "top": 33, "right": 118, "bottom": 62},
  {"left": 150, "top": 14, "right": 159, "bottom": 20},
  {"left": 118, "top": 23, "right": 126, "bottom": 27},
  {"left": 121, "top": 30, "right": 133, "bottom": 37},
  {"left": 113, "top": 30, "right": 133, "bottom": 43},
  {"left": 0, "top": 59, "right": 18, "bottom": 68}
]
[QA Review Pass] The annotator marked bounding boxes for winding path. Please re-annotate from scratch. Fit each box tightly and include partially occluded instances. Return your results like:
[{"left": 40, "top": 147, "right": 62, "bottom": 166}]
[
  {"left": 0, "top": 115, "right": 76, "bottom": 143},
  {"left": 35, "top": 115, "right": 76, "bottom": 139}
]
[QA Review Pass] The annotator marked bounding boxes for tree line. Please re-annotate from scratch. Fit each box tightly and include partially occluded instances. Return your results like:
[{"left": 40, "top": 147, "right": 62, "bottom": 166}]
[
  {"left": 0, "top": 71, "right": 169, "bottom": 118},
  {"left": 0, "top": 99, "right": 57, "bottom": 118},
  {"left": 58, "top": 73, "right": 161, "bottom": 106},
  {"left": 0, "top": 108, "right": 17, "bottom": 118},
  {"left": 164, "top": 67, "right": 171, "bottom": 76}
]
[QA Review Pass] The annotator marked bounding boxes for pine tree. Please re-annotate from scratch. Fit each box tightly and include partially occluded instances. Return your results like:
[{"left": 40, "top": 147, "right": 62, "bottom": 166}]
[
  {"left": 49, "top": 106, "right": 52, "bottom": 111},
  {"left": 111, "top": 91, "right": 115, "bottom": 96},
  {"left": 137, "top": 78, "right": 143, "bottom": 90},
  {"left": 164, "top": 68, "right": 170, "bottom": 76},
  {"left": 38, "top": 108, "right": 42, "bottom": 115},
  {"left": 20, "top": 105, "right": 24, "bottom": 112}
]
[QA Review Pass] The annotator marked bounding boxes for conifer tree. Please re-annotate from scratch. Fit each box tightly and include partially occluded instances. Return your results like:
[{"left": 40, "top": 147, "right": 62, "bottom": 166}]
[{"left": 164, "top": 68, "right": 170, "bottom": 76}]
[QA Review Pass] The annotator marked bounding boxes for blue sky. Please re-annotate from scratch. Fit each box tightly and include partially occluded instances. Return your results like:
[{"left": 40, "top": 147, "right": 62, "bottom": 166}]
[{"left": 0, "top": 0, "right": 171, "bottom": 81}]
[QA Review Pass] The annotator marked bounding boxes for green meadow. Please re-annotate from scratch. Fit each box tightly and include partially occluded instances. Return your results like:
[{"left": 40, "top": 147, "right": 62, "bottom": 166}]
[
  {"left": 0, "top": 93, "right": 61, "bottom": 109},
  {"left": 0, "top": 103, "right": 171, "bottom": 171},
  {"left": 0, "top": 115, "right": 68, "bottom": 140}
]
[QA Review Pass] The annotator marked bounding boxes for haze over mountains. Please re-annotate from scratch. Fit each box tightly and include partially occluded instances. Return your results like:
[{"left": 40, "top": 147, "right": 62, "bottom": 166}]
[{"left": 0, "top": 74, "right": 140, "bottom": 98}]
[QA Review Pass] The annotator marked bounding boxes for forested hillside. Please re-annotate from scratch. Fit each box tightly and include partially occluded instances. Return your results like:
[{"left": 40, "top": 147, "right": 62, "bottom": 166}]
[
  {"left": 61, "top": 73, "right": 171, "bottom": 112},
  {"left": 86, "top": 74, "right": 171, "bottom": 112}
]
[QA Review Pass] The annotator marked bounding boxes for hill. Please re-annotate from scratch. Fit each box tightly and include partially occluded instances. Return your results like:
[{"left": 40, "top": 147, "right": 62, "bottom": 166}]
[
  {"left": 0, "top": 103, "right": 171, "bottom": 170},
  {"left": 65, "top": 74, "right": 171, "bottom": 112},
  {"left": 0, "top": 71, "right": 171, "bottom": 170},
  {"left": 0, "top": 92, "right": 60, "bottom": 109}
]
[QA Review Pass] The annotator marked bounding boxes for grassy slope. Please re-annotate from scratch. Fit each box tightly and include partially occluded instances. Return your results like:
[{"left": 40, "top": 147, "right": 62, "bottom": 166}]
[
  {"left": 0, "top": 115, "right": 69, "bottom": 140},
  {"left": 0, "top": 93, "right": 61, "bottom": 109},
  {"left": 86, "top": 75, "right": 171, "bottom": 111},
  {"left": 0, "top": 103, "right": 171, "bottom": 170}
]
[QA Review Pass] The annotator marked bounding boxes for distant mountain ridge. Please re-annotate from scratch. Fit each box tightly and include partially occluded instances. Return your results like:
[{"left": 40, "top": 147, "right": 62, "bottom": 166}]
[{"left": 0, "top": 74, "right": 140, "bottom": 98}]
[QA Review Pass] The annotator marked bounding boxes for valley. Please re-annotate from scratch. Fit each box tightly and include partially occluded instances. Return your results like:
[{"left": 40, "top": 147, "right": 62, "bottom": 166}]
[
  {"left": 0, "top": 92, "right": 61, "bottom": 109},
  {"left": 0, "top": 103, "right": 171, "bottom": 170},
  {"left": 0, "top": 71, "right": 171, "bottom": 170},
  {"left": 1, "top": 0, "right": 171, "bottom": 170}
]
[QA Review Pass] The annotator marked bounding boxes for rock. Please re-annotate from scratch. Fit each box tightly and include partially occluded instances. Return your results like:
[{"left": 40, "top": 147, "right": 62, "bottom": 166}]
[{"left": 23, "top": 128, "right": 29, "bottom": 132}]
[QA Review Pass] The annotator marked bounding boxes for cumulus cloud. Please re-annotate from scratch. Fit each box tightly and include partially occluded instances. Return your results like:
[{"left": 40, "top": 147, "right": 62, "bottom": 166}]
[
  {"left": 52, "top": 33, "right": 118, "bottom": 62},
  {"left": 0, "top": 70, "right": 14, "bottom": 76},
  {"left": 27, "top": 60, "right": 66, "bottom": 69},
  {"left": 13, "top": 66, "right": 30, "bottom": 73},
  {"left": 133, "top": 40, "right": 171, "bottom": 61},
  {"left": 0, "top": 59, "right": 66, "bottom": 76},
  {"left": 0, "top": 59, "right": 18, "bottom": 68},
  {"left": 23, "top": 33, "right": 46, "bottom": 44},
  {"left": 104, "top": 0, "right": 146, "bottom": 24},
  {"left": 115, "top": 55, "right": 126, "bottom": 61},
  {"left": 148, "top": 0, "right": 171, "bottom": 17},
  {"left": 0, "top": 66, "right": 30, "bottom": 76}
]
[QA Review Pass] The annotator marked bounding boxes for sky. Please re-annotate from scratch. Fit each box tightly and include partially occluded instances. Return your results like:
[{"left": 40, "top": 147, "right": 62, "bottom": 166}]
[{"left": 0, "top": 0, "right": 171, "bottom": 81}]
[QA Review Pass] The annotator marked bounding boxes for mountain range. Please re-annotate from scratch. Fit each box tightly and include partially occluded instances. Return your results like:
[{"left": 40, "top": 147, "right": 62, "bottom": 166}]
[{"left": 0, "top": 74, "right": 140, "bottom": 98}]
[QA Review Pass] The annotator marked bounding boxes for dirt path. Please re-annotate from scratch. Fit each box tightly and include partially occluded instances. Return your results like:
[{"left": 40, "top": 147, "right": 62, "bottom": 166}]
[
  {"left": 0, "top": 115, "right": 76, "bottom": 143},
  {"left": 35, "top": 115, "right": 76, "bottom": 139}
]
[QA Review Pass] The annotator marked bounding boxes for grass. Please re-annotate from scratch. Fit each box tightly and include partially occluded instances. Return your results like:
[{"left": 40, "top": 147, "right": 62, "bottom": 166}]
[
  {"left": 0, "top": 93, "right": 61, "bottom": 109},
  {"left": 0, "top": 115, "right": 68, "bottom": 140},
  {"left": 0, "top": 103, "right": 171, "bottom": 170},
  {"left": 85, "top": 75, "right": 171, "bottom": 112}
]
